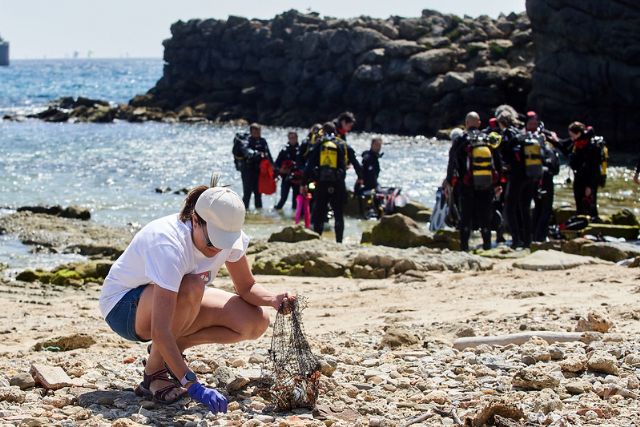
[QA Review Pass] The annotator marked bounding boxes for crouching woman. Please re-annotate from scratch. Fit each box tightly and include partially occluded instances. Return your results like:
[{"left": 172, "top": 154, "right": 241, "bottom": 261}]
[{"left": 99, "top": 183, "right": 291, "bottom": 413}]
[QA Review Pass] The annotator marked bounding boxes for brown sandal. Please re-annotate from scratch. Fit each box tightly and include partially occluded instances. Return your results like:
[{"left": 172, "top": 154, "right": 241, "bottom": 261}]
[
  {"left": 134, "top": 367, "right": 187, "bottom": 404},
  {"left": 145, "top": 343, "right": 187, "bottom": 384}
]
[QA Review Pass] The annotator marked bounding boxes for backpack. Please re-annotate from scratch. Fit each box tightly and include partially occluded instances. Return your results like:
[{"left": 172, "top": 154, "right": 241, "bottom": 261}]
[
  {"left": 317, "top": 137, "right": 341, "bottom": 182},
  {"left": 593, "top": 136, "right": 608, "bottom": 187},
  {"left": 232, "top": 133, "right": 249, "bottom": 171},
  {"left": 521, "top": 132, "right": 544, "bottom": 179},
  {"left": 468, "top": 131, "right": 494, "bottom": 191}
]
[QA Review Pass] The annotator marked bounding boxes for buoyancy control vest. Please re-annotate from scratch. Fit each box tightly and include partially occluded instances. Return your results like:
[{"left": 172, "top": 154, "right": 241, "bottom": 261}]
[
  {"left": 318, "top": 137, "right": 342, "bottom": 182},
  {"left": 467, "top": 131, "right": 495, "bottom": 191},
  {"left": 521, "top": 132, "right": 544, "bottom": 180}
]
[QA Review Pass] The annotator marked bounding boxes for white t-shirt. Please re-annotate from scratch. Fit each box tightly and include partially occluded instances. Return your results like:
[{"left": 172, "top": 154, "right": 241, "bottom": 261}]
[{"left": 99, "top": 213, "right": 250, "bottom": 318}]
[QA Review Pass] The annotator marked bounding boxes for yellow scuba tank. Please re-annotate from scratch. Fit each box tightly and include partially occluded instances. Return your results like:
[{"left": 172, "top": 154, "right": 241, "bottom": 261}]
[
  {"left": 319, "top": 140, "right": 338, "bottom": 169},
  {"left": 469, "top": 132, "right": 494, "bottom": 190},
  {"left": 593, "top": 136, "right": 607, "bottom": 187},
  {"left": 522, "top": 133, "right": 543, "bottom": 179},
  {"left": 318, "top": 138, "right": 340, "bottom": 181}
]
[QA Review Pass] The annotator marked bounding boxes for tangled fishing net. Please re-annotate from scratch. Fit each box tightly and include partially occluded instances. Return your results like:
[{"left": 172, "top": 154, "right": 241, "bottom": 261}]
[{"left": 261, "top": 296, "right": 321, "bottom": 411}]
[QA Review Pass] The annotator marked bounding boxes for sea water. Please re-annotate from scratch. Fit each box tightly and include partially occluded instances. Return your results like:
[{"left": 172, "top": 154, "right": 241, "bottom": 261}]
[{"left": 0, "top": 59, "right": 638, "bottom": 270}]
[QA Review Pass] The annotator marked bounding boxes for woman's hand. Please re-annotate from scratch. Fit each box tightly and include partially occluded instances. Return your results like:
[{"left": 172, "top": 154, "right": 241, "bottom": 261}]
[
  {"left": 585, "top": 186, "right": 592, "bottom": 197},
  {"left": 272, "top": 292, "right": 296, "bottom": 313}
]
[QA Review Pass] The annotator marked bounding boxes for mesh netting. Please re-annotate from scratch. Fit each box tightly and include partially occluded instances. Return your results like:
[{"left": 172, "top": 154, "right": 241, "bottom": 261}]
[{"left": 262, "top": 296, "right": 321, "bottom": 411}]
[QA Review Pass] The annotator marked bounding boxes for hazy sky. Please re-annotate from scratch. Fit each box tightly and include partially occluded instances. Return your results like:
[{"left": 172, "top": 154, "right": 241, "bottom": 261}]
[{"left": 1, "top": 0, "right": 525, "bottom": 59}]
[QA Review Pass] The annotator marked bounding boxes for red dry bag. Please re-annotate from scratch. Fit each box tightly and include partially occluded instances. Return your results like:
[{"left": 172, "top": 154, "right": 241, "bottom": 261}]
[{"left": 258, "top": 159, "right": 277, "bottom": 195}]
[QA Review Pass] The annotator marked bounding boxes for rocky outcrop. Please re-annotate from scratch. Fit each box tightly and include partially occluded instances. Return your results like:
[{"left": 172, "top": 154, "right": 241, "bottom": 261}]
[
  {"left": 0, "top": 212, "right": 133, "bottom": 259},
  {"left": 17, "top": 261, "right": 113, "bottom": 287},
  {"left": 16, "top": 205, "right": 91, "bottom": 221},
  {"left": 131, "top": 9, "right": 533, "bottom": 134},
  {"left": 526, "top": 0, "right": 640, "bottom": 148},
  {"left": 249, "top": 239, "right": 492, "bottom": 278}
]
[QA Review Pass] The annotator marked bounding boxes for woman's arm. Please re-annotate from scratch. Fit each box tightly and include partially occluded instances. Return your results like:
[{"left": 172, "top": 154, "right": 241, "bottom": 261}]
[
  {"left": 150, "top": 286, "right": 190, "bottom": 379},
  {"left": 226, "top": 255, "right": 289, "bottom": 310}
]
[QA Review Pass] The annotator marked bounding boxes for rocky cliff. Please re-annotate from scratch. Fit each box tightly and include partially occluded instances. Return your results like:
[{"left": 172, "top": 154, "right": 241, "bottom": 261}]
[
  {"left": 133, "top": 9, "right": 533, "bottom": 134},
  {"left": 526, "top": 0, "right": 640, "bottom": 148}
]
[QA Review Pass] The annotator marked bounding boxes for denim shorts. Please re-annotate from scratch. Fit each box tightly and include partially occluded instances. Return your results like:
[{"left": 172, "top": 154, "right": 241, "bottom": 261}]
[{"left": 105, "top": 285, "right": 149, "bottom": 342}]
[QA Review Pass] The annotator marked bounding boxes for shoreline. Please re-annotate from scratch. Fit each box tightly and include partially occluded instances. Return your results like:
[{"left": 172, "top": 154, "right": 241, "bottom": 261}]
[
  {"left": 0, "top": 205, "right": 639, "bottom": 425},
  {"left": 1, "top": 258, "right": 639, "bottom": 425}
]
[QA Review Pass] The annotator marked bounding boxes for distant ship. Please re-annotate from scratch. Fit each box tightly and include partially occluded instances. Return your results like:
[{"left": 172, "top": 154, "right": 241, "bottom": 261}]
[{"left": 0, "top": 36, "right": 9, "bottom": 66}]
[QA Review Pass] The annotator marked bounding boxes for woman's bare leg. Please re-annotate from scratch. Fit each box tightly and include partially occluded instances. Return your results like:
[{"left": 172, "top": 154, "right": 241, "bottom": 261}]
[
  {"left": 133, "top": 275, "right": 205, "bottom": 398},
  {"left": 132, "top": 282, "right": 268, "bottom": 397},
  {"left": 176, "top": 288, "right": 270, "bottom": 350}
]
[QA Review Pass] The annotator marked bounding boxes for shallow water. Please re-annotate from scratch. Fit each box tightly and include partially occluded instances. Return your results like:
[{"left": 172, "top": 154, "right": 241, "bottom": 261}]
[
  {"left": 0, "top": 120, "right": 447, "bottom": 240},
  {"left": 0, "top": 59, "right": 638, "bottom": 271}
]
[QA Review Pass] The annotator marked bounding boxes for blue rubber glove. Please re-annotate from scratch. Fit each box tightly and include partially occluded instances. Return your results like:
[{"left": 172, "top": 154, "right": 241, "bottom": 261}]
[{"left": 187, "top": 382, "right": 228, "bottom": 413}]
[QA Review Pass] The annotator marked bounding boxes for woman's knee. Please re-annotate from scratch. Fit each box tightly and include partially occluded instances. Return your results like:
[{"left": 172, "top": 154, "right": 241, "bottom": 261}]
[{"left": 243, "top": 308, "right": 270, "bottom": 340}]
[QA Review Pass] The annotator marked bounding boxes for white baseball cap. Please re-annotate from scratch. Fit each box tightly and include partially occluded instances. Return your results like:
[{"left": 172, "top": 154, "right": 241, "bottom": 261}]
[{"left": 194, "top": 187, "right": 245, "bottom": 250}]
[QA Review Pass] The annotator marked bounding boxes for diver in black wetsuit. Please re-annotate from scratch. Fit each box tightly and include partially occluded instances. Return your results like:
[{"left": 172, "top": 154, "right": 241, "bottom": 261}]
[
  {"left": 446, "top": 112, "right": 502, "bottom": 251},
  {"left": 498, "top": 111, "right": 536, "bottom": 249}
]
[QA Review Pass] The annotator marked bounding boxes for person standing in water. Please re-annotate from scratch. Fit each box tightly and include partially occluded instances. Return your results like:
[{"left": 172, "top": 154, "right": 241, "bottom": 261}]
[{"left": 274, "top": 131, "right": 300, "bottom": 210}]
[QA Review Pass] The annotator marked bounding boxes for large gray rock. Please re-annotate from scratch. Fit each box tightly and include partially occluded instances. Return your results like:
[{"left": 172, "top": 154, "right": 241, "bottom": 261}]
[
  {"left": 349, "top": 28, "right": 388, "bottom": 55},
  {"left": 527, "top": 0, "right": 640, "bottom": 149},
  {"left": 382, "top": 40, "right": 425, "bottom": 57},
  {"left": 268, "top": 225, "right": 320, "bottom": 243},
  {"left": 410, "top": 49, "right": 457, "bottom": 76},
  {"left": 370, "top": 214, "right": 431, "bottom": 248}
]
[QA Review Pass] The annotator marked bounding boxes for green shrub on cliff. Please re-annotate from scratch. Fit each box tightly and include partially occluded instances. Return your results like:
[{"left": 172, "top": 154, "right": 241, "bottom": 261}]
[{"left": 489, "top": 41, "right": 509, "bottom": 59}]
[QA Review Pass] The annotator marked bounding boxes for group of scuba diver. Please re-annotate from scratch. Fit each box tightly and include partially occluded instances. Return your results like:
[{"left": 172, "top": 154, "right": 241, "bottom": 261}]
[
  {"left": 232, "top": 111, "right": 393, "bottom": 243},
  {"left": 440, "top": 105, "right": 611, "bottom": 251},
  {"left": 232, "top": 104, "right": 625, "bottom": 250}
]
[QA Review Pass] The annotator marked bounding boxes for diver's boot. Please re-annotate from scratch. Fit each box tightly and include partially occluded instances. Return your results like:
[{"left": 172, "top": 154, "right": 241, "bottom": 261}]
[
  {"left": 481, "top": 228, "right": 492, "bottom": 250},
  {"left": 460, "top": 228, "right": 471, "bottom": 252}
]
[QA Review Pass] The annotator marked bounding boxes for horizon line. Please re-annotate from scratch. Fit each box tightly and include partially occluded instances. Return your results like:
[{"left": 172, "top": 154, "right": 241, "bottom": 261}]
[{"left": 8, "top": 56, "right": 164, "bottom": 61}]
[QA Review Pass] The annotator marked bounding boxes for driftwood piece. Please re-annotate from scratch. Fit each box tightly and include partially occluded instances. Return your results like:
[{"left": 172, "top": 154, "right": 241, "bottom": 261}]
[
  {"left": 453, "top": 331, "right": 602, "bottom": 350},
  {"left": 403, "top": 410, "right": 435, "bottom": 427}
]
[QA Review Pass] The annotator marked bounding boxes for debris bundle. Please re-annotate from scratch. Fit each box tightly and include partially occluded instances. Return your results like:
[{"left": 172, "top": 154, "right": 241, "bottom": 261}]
[{"left": 264, "top": 297, "right": 320, "bottom": 411}]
